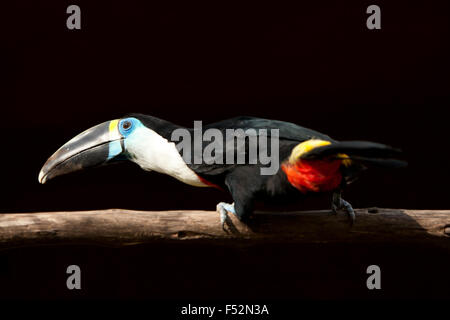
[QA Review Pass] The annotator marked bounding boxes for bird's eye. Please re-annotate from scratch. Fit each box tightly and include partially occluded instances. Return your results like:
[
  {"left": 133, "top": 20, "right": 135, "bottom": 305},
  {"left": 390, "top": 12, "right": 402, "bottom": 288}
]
[{"left": 122, "top": 120, "right": 132, "bottom": 130}]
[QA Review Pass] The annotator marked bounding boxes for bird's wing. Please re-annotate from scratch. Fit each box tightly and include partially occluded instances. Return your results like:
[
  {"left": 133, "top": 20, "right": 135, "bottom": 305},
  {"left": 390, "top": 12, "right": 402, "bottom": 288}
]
[
  {"left": 203, "top": 116, "right": 334, "bottom": 142},
  {"left": 183, "top": 116, "right": 332, "bottom": 176}
]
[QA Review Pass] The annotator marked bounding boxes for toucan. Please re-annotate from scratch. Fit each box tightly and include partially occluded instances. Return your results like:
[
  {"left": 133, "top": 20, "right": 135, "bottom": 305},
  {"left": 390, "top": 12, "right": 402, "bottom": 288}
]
[{"left": 39, "top": 114, "right": 406, "bottom": 228}]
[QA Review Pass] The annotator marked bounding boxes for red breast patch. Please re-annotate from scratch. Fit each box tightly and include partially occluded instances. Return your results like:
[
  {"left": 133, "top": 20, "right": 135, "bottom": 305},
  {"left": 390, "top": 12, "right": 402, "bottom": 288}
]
[{"left": 281, "top": 159, "right": 342, "bottom": 193}]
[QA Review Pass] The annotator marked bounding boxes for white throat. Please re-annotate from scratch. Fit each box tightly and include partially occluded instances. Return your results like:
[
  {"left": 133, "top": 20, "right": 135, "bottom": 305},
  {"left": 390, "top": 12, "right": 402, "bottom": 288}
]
[{"left": 125, "top": 127, "right": 208, "bottom": 187}]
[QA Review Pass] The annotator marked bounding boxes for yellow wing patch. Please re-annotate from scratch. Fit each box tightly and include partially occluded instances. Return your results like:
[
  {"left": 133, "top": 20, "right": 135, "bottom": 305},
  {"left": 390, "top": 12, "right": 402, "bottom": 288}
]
[
  {"left": 289, "top": 139, "right": 331, "bottom": 163},
  {"left": 337, "top": 153, "right": 352, "bottom": 167},
  {"left": 289, "top": 139, "right": 352, "bottom": 166}
]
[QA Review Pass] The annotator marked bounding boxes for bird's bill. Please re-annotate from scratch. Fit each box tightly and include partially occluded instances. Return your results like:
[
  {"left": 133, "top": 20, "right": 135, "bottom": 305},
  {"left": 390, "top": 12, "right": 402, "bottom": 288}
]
[{"left": 38, "top": 120, "right": 124, "bottom": 184}]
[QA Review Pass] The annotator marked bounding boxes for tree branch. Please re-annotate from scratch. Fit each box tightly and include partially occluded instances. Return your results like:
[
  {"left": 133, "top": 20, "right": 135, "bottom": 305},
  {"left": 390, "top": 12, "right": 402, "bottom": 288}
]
[{"left": 0, "top": 208, "right": 449, "bottom": 249}]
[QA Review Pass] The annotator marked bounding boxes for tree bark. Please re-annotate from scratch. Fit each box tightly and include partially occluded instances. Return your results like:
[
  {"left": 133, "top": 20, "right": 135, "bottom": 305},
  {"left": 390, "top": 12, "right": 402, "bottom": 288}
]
[{"left": 0, "top": 208, "right": 449, "bottom": 249}]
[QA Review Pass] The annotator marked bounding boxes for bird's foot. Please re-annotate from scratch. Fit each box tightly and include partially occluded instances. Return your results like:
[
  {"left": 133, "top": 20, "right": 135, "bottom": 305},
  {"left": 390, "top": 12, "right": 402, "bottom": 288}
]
[
  {"left": 216, "top": 202, "right": 236, "bottom": 230},
  {"left": 331, "top": 202, "right": 338, "bottom": 215},
  {"left": 332, "top": 192, "right": 355, "bottom": 225},
  {"left": 340, "top": 198, "right": 355, "bottom": 225}
]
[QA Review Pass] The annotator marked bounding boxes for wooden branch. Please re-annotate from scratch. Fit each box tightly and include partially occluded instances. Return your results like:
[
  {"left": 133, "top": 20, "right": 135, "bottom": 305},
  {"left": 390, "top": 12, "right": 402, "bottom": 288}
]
[{"left": 0, "top": 208, "right": 449, "bottom": 249}]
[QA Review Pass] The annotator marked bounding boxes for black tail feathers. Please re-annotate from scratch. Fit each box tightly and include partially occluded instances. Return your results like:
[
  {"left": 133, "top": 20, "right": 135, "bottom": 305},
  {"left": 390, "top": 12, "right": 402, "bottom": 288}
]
[{"left": 302, "top": 140, "right": 407, "bottom": 168}]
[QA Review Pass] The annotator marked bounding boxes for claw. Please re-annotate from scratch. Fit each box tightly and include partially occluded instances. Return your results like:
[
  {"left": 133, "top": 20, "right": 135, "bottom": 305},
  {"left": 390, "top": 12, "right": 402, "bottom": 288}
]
[
  {"left": 217, "top": 205, "right": 227, "bottom": 230},
  {"left": 216, "top": 202, "right": 236, "bottom": 230},
  {"left": 340, "top": 198, "right": 355, "bottom": 225},
  {"left": 331, "top": 203, "right": 338, "bottom": 215},
  {"left": 332, "top": 192, "right": 355, "bottom": 225},
  {"left": 331, "top": 192, "right": 339, "bottom": 215}
]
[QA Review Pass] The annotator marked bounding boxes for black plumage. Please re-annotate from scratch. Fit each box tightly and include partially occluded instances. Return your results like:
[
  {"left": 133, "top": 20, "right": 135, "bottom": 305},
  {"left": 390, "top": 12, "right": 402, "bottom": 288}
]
[{"left": 131, "top": 114, "right": 405, "bottom": 223}]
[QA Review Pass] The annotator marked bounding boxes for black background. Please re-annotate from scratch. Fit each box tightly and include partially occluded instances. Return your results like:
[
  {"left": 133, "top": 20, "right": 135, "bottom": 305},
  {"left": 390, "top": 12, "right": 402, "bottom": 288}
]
[{"left": 1, "top": 0, "right": 450, "bottom": 305}]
